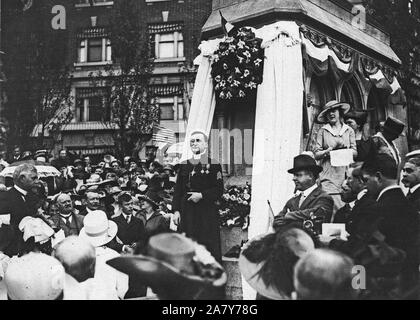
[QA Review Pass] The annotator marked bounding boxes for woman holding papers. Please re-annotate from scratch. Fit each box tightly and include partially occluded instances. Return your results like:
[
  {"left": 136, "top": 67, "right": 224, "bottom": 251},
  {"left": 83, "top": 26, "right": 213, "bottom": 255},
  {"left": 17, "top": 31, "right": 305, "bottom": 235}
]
[{"left": 313, "top": 100, "right": 357, "bottom": 216}]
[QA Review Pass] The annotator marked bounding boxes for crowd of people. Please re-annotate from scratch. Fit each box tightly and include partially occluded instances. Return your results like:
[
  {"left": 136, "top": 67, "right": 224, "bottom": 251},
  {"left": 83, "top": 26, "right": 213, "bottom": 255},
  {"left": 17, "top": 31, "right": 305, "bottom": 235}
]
[{"left": 0, "top": 100, "right": 419, "bottom": 300}]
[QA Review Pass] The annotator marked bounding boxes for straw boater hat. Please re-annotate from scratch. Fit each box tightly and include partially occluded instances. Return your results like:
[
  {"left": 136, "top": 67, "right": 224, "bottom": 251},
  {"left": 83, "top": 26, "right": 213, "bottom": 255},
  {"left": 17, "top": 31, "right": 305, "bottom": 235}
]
[
  {"left": 107, "top": 233, "right": 227, "bottom": 300},
  {"left": 317, "top": 100, "right": 351, "bottom": 124},
  {"left": 79, "top": 210, "right": 118, "bottom": 247}
]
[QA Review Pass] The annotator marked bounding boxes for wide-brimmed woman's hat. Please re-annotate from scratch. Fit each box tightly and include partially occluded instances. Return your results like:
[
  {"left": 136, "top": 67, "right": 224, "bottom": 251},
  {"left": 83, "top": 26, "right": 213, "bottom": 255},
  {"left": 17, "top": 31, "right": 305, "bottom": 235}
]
[
  {"left": 79, "top": 210, "right": 118, "bottom": 247},
  {"left": 106, "top": 233, "right": 227, "bottom": 300},
  {"left": 317, "top": 100, "right": 351, "bottom": 124},
  {"left": 137, "top": 190, "right": 161, "bottom": 209},
  {"left": 288, "top": 154, "right": 323, "bottom": 175},
  {"left": 239, "top": 228, "right": 315, "bottom": 300}
]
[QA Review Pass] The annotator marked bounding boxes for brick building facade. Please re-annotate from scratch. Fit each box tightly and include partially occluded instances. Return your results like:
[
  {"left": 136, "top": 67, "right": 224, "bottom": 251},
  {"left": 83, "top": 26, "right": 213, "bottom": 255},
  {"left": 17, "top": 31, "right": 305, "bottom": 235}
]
[{"left": 3, "top": 0, "right": 212, "bottom": 159}]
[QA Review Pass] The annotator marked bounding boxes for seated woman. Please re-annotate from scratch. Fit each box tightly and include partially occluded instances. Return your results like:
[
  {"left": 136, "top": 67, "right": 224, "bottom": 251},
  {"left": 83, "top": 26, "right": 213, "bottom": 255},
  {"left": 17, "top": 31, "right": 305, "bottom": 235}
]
[
  {"left": 239, "top": 227, "right": 315, "bottom": 300},
  {"left": 313, "top": 101, "right": 357, "bottom": 215}
]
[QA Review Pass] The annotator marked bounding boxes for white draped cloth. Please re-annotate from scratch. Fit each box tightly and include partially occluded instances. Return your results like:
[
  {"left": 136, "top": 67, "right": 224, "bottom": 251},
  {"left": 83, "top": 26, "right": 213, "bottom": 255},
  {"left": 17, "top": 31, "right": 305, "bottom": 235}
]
[{"left": 186, "top": 21, "right": 304, "bottom": 299}]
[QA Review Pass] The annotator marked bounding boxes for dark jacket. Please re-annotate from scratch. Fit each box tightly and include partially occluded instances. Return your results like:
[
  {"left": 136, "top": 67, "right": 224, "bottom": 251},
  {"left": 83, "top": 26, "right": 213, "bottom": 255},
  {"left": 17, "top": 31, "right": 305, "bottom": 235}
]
[
  {"left": 407, "top": 185, "right": 420, "bottom": 213},
  {"left": 273, "top": 185, "right": 334, "bottom": 231},
  {"left": 138, "top": 210, "right": 170, "bottom": 239},
  {"left": 333, "top": 193, "right": 376, "bottom": 235},
  {"left": 112, "top": 214, "right": 147, "bottom": 253},
  {"left": 49, "top": 212, "right": 84, "bottom": 237},
  {"left": 0, "top": 187, "right": 38, "bottom": 228},
  {"left": 331, "top": 188, "right": 419, "bottom": 295},
  {"left": 172, "top": 155, "right": 224, "bottom": 262}
]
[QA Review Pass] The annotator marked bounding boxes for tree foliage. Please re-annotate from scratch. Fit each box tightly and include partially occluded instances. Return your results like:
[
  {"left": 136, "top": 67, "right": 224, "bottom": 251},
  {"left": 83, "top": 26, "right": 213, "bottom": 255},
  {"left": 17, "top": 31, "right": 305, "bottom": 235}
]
[
  {"left": 92, "top": 0, "right": 159, "bottom": 159},
  {"left": 3, "top": 0, "right": 72, "bottom": 150}
]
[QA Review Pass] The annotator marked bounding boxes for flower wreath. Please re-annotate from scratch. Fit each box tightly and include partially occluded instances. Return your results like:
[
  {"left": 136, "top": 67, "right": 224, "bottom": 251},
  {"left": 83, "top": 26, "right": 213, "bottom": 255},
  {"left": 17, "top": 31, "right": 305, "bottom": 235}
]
[
  {"left": 218, "top": 183, "right": 251, "bottom": 229},
  {"left": 211, "top": 27, "right": 264, "bottom": 101}
]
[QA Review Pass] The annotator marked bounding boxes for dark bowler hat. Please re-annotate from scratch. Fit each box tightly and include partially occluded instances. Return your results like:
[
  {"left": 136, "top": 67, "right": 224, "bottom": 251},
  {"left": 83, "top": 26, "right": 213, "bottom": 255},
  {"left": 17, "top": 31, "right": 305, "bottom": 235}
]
[
  {"left": 317, "top": 100, "right": 351, "bottom": 124},
  {"left": 288, "top": 154, "right": 323, "bottom": 175},
  {"left": 382, "top": 117, "right": 405, "bottom": 136}
]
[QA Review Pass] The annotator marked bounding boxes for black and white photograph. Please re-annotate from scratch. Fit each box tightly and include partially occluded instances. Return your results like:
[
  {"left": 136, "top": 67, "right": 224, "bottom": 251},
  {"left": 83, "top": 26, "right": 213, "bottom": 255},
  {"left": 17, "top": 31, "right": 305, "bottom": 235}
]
[{"left": 0, "top": 0, "right": 419, "bottom": 305}]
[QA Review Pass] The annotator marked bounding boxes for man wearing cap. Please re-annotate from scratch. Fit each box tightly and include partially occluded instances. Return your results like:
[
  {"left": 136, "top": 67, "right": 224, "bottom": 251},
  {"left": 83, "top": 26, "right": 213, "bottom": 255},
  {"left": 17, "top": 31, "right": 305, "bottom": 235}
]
[
  {"left": 50, "top": 194, "right": 84, "bottom": 237},
  {"left": 359, "top": 117, "right": 405, "bottom": 166},
  {"left": 273, "top": 154, "right": 334, "bottom": 231},
  {"left": 172, "top": 130, "right": 224, "bottom": 262}
]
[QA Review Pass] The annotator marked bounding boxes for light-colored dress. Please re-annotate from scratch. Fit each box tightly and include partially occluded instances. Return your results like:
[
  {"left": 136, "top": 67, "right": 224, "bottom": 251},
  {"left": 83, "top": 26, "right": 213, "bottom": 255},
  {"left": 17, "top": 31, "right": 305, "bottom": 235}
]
[{"left": 314, "top": 123, "right": 357, "bottom": 214}]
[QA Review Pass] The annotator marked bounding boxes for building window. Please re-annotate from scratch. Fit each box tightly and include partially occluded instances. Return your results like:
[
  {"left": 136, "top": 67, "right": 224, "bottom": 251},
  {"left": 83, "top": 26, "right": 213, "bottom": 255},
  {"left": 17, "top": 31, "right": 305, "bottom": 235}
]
[
  {"left": 158, "top": 96, "right": 183, "bottom": 120},
  {"left": 76, "top": 88, "right": 110, "bottom": 122},
  {"left": 78, "top": 38, "right": 112, "bottom": 63},
  {"left": 340, "top": 77, "right": 363, "bottom": 110},
  {"left": 154, "top": 32, "right": 184, "bottom": 59}
]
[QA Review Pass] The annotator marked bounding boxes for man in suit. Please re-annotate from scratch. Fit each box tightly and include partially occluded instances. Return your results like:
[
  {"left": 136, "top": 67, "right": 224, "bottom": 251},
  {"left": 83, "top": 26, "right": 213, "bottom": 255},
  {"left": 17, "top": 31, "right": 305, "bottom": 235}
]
[
  {"left": 50, "top": 193, "right": 84, "bottom": 237},
  {"left": 0, "top": 164, "right": 40, "bottom": 256},
  {"left": 172, "top": 130, "right": 224, "bottom": 262},
  {"left": 112, "top": 193, "right": 146, "bottom": 254},
  {"left": 401, "top": 156, "right": 420, "bottom": 212},
  {"left": 78, "top": 191, "right": 102, "bottom": 216},
  {"left": 323, "top": 155, "right": 419, "bottom": 297},
  {"left": 333, "top": 163, "right": 375, "bottom": 234},
  {"left": 273, "top": 154, "right": 334, "bottom": 232},
  {"left": 0, "top": 164, "right": 39, "bottom": 227}
]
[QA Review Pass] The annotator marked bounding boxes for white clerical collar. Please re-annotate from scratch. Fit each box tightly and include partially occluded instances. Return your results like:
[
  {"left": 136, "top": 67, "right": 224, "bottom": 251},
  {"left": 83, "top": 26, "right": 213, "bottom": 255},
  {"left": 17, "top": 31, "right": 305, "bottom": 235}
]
[
  {"left": 193, "top": 151, "right": 207, "bottom": 160},
  {"left": 301, "top": 184, "right": 318, "bottom": 198},
  {"left": 357, "top": 189, "right": 368, "bottom": 201},
  {"left": 14, "top": 185, "right": 28, "bottom": 196},
  {"left": 377, "top": 185, "right": 401, "bottom": 201},
  {"left": 410, "top": 183, "right": 420, "bottom": 194},
  {"left": 322, "top": 123, "right": 351, "bottom": 137}
]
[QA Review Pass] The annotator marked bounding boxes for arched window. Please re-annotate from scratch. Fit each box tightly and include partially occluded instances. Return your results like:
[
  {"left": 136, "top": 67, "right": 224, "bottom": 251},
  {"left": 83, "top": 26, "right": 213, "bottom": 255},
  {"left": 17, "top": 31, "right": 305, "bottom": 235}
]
[
  {"left": 340, "top": 77, "right": 363, "bottom": 110},
  {"left": 305, "top": 75, "right": 335, "bottom": 132},
  {"left": 304, "top": 74, "right": 335, "bottom": 150}
]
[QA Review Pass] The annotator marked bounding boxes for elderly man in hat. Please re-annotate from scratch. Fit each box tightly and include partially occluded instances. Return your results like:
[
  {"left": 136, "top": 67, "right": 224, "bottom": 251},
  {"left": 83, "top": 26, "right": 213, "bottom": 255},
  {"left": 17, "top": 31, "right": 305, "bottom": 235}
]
[
  {"left": 50, "top": 193, "right": 84, "bottom": 237},
  {"left": 172, "top": 130, "right": 224, "bottom": 262},
  {"left": 359, "top": 116, "right": 405, "bottom": 166},
  {"left": 273, "top": 154, "right": 334, "bottom": 232}
]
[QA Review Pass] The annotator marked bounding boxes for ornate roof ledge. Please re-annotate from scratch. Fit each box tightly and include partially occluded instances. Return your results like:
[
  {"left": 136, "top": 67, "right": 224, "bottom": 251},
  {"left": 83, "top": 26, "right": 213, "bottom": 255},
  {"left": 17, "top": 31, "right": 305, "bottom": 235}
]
[{"left": 203, "top": 0, "right": 401, "bottom": 66}]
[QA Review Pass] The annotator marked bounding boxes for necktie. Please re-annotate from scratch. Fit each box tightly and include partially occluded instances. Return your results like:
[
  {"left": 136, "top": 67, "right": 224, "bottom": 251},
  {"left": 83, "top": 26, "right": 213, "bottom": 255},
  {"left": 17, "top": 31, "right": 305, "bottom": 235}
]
[
  {"left": 62, "top": 216, "right": 71, "bottom": 228},
  {"left": 406, "top": 191, "right": 413, "bottom": 200},
  {"left": 299, "top": 194, "right": 306, "bottom": 208},
  {"left": 125, "top": 215, "right": 131, "bottom": 224}
]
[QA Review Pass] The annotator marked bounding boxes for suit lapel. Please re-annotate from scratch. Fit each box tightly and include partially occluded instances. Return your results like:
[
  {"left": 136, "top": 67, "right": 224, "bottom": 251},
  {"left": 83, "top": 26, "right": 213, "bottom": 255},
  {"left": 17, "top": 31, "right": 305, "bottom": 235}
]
[{"left": 300, "top": 187, "right": 321, "bottom": 210}]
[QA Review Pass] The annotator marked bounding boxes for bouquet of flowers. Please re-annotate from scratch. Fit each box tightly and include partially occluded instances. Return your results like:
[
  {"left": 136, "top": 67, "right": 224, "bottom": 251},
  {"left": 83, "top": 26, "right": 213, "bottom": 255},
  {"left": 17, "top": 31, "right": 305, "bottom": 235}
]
[
  {"left": 218, "top": 182, "right": 251, "bottom": 229},
  {"left": 211, "top": 27, "right": 264, "bottom": 101}
]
